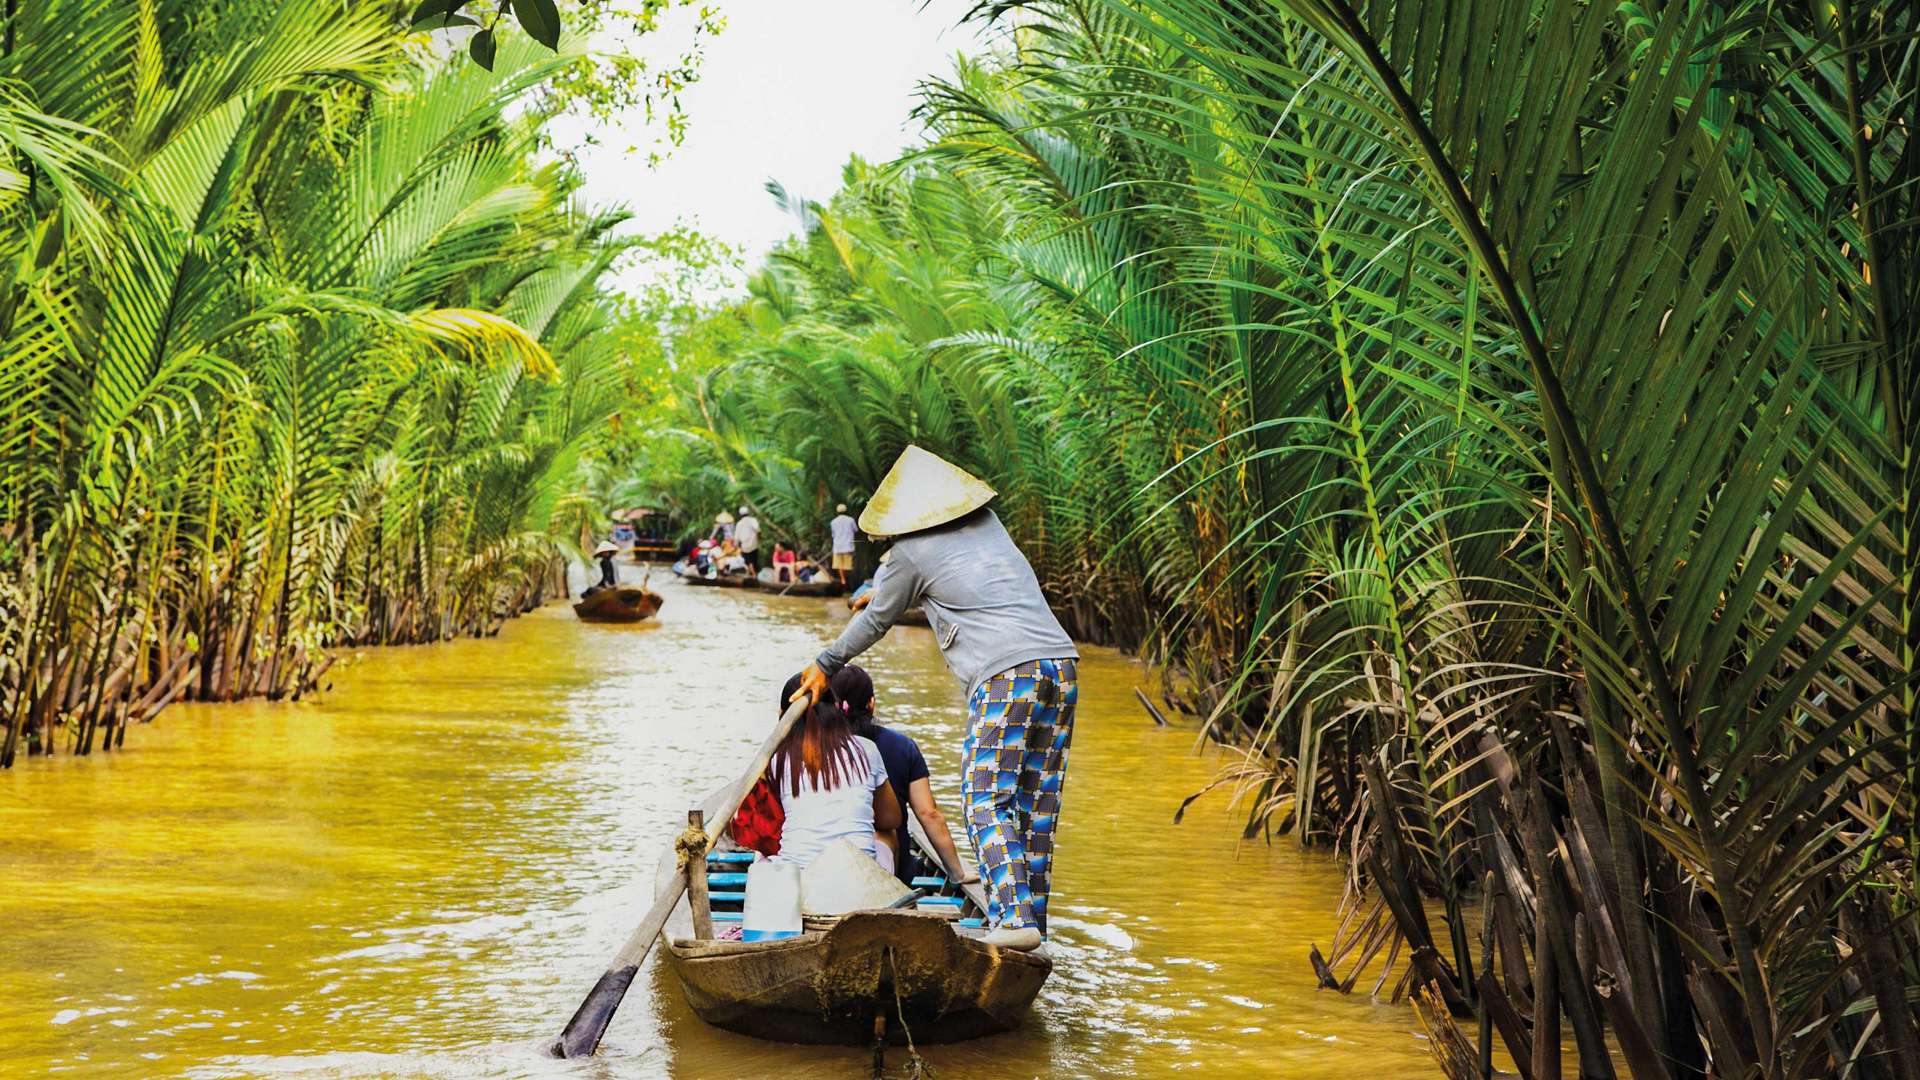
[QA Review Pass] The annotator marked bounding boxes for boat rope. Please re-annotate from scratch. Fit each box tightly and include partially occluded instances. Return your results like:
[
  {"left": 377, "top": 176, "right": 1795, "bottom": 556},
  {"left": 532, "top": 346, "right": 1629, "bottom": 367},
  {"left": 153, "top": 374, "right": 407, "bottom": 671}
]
[
  {"left": 673, "top": 823, "right": 710, "bottom": 870},
  {"left": 884, "top": 947, "right": 935, "bottom": 1080}
]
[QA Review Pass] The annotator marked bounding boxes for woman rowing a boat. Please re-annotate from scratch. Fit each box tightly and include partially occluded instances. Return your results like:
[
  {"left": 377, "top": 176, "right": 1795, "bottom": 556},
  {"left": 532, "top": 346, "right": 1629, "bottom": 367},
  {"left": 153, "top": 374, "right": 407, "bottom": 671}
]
[
  {"left": 792, "top": 446, "right": 1079, "bottom": 953},
  {"left": 583, "top": 540, "right": 618, "bottom": 596}
]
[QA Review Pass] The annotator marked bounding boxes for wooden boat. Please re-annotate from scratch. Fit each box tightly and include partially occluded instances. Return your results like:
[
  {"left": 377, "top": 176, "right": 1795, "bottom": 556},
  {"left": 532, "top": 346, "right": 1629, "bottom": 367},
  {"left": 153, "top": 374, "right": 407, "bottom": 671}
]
[
  {"left": 626, "top": 539, "right": 679, "bottom": 562},
  {"left": 756, "top": 568, "right": 845, "bottom": 597},
  {"left": 572, "top": 586, "right": 663, "bottom": 623},
  {"left": 672, "top": 559, "right": 760, "bottom": 589},
  {"left": 662, "top": 825, "right": 1050, "bottom": 1045}
]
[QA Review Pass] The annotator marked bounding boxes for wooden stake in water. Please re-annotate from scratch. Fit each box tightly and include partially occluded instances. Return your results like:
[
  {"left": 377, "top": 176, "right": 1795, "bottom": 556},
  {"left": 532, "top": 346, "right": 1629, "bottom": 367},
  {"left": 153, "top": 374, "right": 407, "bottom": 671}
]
[{"left": 547, "top": 696, "right": 810, "bottom": 1058}]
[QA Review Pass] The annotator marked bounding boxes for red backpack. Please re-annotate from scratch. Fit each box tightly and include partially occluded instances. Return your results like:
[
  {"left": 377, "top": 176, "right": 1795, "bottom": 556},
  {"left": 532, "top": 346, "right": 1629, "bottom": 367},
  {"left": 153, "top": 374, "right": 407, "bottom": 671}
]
[{"left": 729, "top": 772, "right": 783, "bottom": 856}]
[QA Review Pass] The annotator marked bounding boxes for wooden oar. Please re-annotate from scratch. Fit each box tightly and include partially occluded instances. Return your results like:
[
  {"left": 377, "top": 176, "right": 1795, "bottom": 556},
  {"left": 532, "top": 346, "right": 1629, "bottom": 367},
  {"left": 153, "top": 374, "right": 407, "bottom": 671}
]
[{"left": 547, "top": 694, "right": 811, "bottom": 1058}]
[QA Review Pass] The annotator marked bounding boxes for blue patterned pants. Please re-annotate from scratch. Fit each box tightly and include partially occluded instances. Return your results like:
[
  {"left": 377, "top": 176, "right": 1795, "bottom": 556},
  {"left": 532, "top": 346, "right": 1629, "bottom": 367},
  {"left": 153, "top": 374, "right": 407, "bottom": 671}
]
[{"left": 961, "top": 658, "right": 1078, "bottom": 933}]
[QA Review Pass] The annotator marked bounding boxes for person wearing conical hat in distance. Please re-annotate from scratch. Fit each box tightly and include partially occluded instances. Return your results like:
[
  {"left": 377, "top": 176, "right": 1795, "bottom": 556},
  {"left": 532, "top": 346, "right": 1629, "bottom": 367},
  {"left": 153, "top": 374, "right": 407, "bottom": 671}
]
[
  {"left": 828, "top": 502, "right": 859, "bottom": 587},
  {"left": 710, "top": 510, "right": 735, "bottom": 543},
  {"left": 792, "top": 447, "right": 1078, "bottom": 952},
  {"left": 584, "top": 541, "right": 619, "bottom": 597}
]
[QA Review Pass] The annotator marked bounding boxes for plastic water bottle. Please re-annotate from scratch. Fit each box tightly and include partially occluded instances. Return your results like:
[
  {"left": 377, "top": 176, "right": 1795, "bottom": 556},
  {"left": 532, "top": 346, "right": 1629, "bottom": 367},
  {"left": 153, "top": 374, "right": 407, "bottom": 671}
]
[{"left": 742, "top": 859, "right": 802, "bottom": 941}]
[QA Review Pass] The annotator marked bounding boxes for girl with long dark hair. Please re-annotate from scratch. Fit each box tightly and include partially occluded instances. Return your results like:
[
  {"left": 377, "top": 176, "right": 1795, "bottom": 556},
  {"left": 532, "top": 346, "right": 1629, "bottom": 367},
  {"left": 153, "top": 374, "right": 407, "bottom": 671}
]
[
  {"left": 768, "top": 673, "right": 903, "bottom": 871},
  {"left": 830, "top": 666, "right": 972, "bottom": 887}
]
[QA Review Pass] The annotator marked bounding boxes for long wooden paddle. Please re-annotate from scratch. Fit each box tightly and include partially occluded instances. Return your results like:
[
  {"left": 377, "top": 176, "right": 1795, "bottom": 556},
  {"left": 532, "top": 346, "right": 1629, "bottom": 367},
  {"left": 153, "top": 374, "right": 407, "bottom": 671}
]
[{"left": 547, "top": 694, "right": 811, "bottom": 1058}]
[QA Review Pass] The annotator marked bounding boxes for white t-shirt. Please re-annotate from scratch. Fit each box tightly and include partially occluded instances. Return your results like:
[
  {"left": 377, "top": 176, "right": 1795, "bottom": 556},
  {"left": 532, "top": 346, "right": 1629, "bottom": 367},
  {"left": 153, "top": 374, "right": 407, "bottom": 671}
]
[
  {"left": 734, "top": 515, "right": 760, "bottom": 552},
  {"left": 829, "top": 514, "right": 858, "bottom": 555},
  {"left": 774, "top": 736, "right": 887, "bottom": 868}
]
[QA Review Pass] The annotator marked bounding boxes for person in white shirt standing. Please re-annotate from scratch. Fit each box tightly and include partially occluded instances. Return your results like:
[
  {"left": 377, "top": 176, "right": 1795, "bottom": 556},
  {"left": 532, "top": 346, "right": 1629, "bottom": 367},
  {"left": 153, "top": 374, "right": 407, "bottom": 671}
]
[
  {"left": 828, "top": 502, "right": 858, "bottom": 586},
  {"left": 734, "top": 505, "right": 761, "bottom": 572}
]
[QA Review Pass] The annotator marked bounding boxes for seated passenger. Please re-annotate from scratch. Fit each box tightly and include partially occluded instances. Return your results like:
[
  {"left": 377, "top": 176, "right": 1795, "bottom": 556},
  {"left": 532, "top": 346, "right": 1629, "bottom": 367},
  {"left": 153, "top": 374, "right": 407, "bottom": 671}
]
[
  {"left": 772, "top": 541, "right": 798, "bottom": 583},
  {"left": 830, "top": 666, "right": 972, "bottom": 886},
  {"left": 718, "top": 539, "right": 748, "bottom": 575},
  {"left": 771, "top": 673, "right": 903, "bottom": 872},
  {"left": 583, "top": 540, "right": 618, "bottom": 596}
]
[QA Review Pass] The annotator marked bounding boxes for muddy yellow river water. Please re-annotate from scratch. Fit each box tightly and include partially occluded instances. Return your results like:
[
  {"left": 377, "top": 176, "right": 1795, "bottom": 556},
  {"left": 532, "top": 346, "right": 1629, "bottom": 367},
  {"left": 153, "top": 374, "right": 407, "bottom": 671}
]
[{"left": 0, "top": 576, "right": 1441, "bottom": 1077}]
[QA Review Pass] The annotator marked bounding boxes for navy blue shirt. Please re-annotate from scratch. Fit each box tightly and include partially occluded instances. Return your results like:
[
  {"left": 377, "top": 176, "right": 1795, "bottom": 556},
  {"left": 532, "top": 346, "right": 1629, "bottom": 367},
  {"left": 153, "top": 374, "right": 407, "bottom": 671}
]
[{"left": 863, "top": 724, "right": 930, "bottom": 882}]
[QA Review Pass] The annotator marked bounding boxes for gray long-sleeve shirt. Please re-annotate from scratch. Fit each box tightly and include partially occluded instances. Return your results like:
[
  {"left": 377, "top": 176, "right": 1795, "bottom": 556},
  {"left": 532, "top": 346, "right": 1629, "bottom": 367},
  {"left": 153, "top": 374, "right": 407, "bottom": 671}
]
[{"left": 816, "top": 510, "right": 1078, "bottom": 701}]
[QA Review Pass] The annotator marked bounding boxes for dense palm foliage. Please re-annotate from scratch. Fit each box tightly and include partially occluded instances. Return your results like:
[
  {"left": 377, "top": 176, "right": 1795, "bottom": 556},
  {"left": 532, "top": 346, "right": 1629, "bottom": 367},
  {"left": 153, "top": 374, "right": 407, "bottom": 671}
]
[
  {"left": 634, "top": 1, "right": 1917, "bottom": 1075},
  {"left": 0, "top": 2, "right": 645, "bottom": 765}
]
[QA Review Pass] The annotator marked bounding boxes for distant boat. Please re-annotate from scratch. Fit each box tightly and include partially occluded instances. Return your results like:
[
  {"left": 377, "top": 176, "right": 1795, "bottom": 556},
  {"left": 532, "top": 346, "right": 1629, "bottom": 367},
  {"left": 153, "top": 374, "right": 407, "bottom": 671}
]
[
  {"left": 609, "top": 506, "right": 682, "bottom": 562},
  {"left": 572, "top": 586, "right": 663, "bottom": 623},
  {"left": 673, "top": 559, "right": 760, "bottom": 589},
  {"left": 756, "top": 567, "right": 844, "bottom": 597}
]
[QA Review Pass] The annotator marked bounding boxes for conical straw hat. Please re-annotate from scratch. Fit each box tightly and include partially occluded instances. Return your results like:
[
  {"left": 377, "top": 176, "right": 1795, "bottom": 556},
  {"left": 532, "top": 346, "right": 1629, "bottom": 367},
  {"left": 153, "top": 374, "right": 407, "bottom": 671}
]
[
  {"left": 593, "top": 541, "right": 617, "bottom": 556},
  {"left": 714, "top": 511, "right": 735, "bottom": 525},
  {"left": 858, "top": 446, "right": 995, "bottom": 538}
]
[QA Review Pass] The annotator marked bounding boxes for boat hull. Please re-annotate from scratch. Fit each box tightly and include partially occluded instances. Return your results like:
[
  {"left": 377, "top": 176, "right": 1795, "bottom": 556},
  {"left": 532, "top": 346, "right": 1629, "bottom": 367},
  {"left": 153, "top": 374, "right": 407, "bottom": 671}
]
[
  {"left": 672, "top": 559, "right": 759, "bottom": 588},
  {"left": 663, "top": 911, "right": 1049, "bottom": 1045},
  {"left": 571, "top": 586, "right": 662, "bottom": 622},
  {"left": 756, "top": 569, "right": 844, "bottom": 597}
]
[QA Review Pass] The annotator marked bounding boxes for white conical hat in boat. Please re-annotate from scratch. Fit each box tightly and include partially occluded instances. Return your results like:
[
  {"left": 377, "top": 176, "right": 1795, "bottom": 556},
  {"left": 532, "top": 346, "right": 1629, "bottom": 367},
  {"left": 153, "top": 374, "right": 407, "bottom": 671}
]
[
  {"left": 593, "top": 541, "right": 617, "bottom": 557},
  {"left": 858, "top": 445, "right": 995, "bottom": 538},
  {"left": 714, "top": 511, "right": 735, "bottom": 525},
  {"left": 800, "top": 838, "right": 911, "bottom": 914}
]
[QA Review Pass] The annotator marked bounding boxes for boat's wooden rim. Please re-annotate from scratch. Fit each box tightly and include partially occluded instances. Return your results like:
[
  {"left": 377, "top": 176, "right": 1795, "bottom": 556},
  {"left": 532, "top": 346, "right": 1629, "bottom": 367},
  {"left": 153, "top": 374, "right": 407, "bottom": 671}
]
[
  {"left": 665, "top": 914, "right": 1050, "bottom": 969},
  {"left": 665, "top": 819, "right": 1009, "bottom": 949},
  {"left": 667, "top": 931, "right": 823, "bottom": 956}
]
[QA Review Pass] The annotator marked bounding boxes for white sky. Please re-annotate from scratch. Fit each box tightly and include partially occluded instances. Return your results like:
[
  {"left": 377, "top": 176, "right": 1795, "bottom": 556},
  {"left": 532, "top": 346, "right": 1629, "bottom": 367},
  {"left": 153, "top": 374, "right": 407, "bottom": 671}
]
[{"left": 547, "top": 0, "right": 990, "bottom": 299}]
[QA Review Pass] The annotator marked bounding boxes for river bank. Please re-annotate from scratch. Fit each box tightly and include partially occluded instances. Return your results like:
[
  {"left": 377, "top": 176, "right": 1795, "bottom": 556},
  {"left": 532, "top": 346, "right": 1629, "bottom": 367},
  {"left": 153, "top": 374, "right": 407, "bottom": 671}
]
[{"left": 0, "top": 576, "right": 1439, "bottom": 1077}]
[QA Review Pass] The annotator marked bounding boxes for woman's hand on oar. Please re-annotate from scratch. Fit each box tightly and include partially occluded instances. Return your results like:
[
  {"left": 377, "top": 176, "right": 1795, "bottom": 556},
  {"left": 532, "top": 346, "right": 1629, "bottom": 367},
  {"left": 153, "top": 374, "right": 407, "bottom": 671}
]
[
  {"left": 791, "top": 664, "right": 828, "bottom": 706},
  {"left": 547, "top": 695, "right": 812, "bottom": 1058}
]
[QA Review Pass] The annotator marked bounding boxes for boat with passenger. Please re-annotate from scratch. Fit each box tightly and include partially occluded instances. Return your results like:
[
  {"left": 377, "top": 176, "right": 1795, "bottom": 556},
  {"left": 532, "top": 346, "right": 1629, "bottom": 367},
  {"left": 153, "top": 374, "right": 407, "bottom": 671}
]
[
  {"left": 572, "top": 586, "right": 663, "bottom": 623},
  {"left": 757, "top": 567, "right": 844, "bottom": 597},
  {"left": 673, "top": 558, "right": 760, "bottom": 589},
  {"left": 661, "top": 824, "right": 1051, "bottom": 1045}
]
